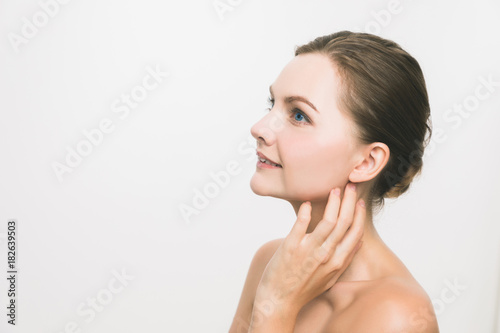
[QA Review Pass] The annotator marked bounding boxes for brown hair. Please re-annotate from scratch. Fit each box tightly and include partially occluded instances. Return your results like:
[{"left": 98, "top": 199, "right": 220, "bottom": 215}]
[{"left": 294, "top": 31, "right": 432, "bottom": 213}]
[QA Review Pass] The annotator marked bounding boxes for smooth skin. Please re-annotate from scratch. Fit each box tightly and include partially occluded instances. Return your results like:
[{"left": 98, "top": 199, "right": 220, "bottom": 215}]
[
  {"left": 250, "top": 183, "right": 365, "bottom": 332},
  {"left": 229, "top": 184, "right": 438, "bottom": 332},
  {"left": 229, "top": 53, "right": 439, "bottom": 332}
]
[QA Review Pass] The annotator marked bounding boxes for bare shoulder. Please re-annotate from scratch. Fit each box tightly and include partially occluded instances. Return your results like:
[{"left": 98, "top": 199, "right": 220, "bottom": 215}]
[
  {"left": 244, "top": 237, "right": 285, "bottom": 285},
  {"left": 254, "top": 237, "right": 285, "bottom": 264},
  {"left": 342, "top": 276, "right": 439, "bottom": 333},
  {"left": 228, "top": 238, "right": 284, "bottom": 333}
]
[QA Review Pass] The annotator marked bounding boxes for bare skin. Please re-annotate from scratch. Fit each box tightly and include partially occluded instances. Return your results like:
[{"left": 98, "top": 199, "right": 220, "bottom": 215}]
[
  {"left": 229, "top": 52, "right": 439, "bottom": 332},
  {"left": 229, "top": 182, "right": 439, "bottom": 332}
]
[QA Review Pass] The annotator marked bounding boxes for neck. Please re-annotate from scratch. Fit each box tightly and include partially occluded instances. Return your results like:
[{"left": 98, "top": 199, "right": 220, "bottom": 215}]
[{"left": 288, "top": 192, "right": 388, "bottom": 283}]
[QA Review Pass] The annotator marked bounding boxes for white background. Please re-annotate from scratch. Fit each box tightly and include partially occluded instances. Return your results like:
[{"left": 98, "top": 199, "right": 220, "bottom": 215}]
[{"left": 1, "top": 0, "right": 499, "bottom": 332}]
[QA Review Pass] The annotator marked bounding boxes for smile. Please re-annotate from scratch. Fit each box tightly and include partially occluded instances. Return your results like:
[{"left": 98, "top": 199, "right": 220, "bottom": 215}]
[
  {"left": 256, "top": 151, "right": 282, "bottom": 168},
  {"left": 258, "top": 157, "right": 282, "bottom": 167}
]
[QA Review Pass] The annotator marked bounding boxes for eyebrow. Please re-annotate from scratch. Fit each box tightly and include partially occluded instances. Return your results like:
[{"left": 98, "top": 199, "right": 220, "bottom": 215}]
[{"left": 269, "top": 85, "right": 319, "bottom": 113}]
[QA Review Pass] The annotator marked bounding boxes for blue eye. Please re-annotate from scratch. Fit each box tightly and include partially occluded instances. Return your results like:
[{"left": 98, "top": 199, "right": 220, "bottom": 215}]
[
  {"left": 266, "top": 96, "right": 311, "bottom": 125},
  {"left": 293, "top": 111, "right": 306, "bottom": 123},
  {"left": 290, "top": 109, "right": 311, "bottom": 125}
]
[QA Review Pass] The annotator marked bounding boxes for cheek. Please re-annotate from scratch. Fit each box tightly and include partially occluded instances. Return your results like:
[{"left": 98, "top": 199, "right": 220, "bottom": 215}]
[{"left": 281, "top": 133, "right": 351, "bottom": 195}]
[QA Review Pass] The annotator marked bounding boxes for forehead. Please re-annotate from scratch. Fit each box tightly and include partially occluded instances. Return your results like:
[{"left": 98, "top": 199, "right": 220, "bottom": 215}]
[{"left": 271, "top": 53, "right": 341, "bottom": 111}]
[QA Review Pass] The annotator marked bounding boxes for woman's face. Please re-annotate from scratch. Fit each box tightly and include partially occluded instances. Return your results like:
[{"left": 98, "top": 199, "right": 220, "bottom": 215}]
[{"left": 250, "top": 52, "right": 363, "bottom": 202}]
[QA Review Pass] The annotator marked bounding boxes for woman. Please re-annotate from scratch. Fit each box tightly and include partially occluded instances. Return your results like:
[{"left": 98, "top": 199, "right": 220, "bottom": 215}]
[{"left": 229, "top": 31, "right": 439, "bottom": 332}]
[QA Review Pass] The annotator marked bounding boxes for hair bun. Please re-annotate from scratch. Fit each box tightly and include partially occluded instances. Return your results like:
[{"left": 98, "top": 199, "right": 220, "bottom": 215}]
[{"left": 384, "top": 163, "right": 422, "bottom": 199}]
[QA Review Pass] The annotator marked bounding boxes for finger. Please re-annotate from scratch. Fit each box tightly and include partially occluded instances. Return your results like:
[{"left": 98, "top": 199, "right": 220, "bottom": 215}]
[
  {"left": 287, "top": 201, "right": 312, "bottom": 245},
  {"left": 338, "top": 238, "right": 363, "bottom": 272},
  {"left": 309, "top": 188, "right": 341, "bottom": 244},
  {"left": 325, "top": 239, "right": 363, "bottom": 291},
  {"left": 353, "top": 239, "right": 363, "bottom": 253},
  {"left": 323, "top": 188, "right": 341, "bottom": 223},
  {"left": 324, "top": 182, "right": 359, "bottom": 248},
  {"left": 331, "top": 198, "right": 366, "bottom": 259}
]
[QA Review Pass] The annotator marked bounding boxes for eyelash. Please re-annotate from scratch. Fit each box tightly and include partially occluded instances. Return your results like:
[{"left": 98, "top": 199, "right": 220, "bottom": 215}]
[{"left": 266, "top": 96, "right": 311, "bottom": 125}]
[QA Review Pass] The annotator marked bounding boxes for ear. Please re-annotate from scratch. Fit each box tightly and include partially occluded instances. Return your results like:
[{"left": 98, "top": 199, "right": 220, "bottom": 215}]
[{"left": 348, "top": 142, "right": 390, "bottom": 183}]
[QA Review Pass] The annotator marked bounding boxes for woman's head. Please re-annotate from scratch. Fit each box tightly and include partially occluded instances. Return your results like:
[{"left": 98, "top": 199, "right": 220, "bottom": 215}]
[{"left": 250, "top": 31, "right": 432, "bottom": 213}]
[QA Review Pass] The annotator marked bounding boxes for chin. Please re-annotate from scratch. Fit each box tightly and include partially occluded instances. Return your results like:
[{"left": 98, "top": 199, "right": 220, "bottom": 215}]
[
  {"left": 249, "top": 177, "right": 267, "bottom": 196},
  {"left": 250, "top": 176, "right": 277, "bottom": 197}
]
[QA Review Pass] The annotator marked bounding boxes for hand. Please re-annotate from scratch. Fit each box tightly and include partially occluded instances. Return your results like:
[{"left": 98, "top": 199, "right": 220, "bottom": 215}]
[{"left": 254, "top": 182, "right": 366, "bottom": 317}]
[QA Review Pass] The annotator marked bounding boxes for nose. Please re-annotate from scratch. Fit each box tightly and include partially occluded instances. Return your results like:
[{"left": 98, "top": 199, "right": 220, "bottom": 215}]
[
  {"left": 250, "top": 110, "right": 284, "bottom": 146},
  {"left": 251, "top": 117, "right": 274, "bottom": 146}
]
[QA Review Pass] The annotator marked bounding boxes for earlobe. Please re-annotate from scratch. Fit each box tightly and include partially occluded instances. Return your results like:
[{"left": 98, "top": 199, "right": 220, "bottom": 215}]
[{"left": 348, "top": 143, "right": 390, "bottom": 183}]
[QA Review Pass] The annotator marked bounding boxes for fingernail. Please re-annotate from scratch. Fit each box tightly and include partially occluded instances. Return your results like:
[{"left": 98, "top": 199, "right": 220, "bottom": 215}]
[
  {"left": 334, "top": 188, "right": 341, "bottom": 196},
  {"left": 359, "top": 199, "right": 365, "bottom": 208},
  {"left": 349, "top": 183, "right": 356, "bottom": 192}
]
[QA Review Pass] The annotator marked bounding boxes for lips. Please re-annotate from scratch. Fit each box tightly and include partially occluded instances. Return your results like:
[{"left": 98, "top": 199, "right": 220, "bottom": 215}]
[{"left": 256, "top": 151, "right": 282, "bottom": 167}]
